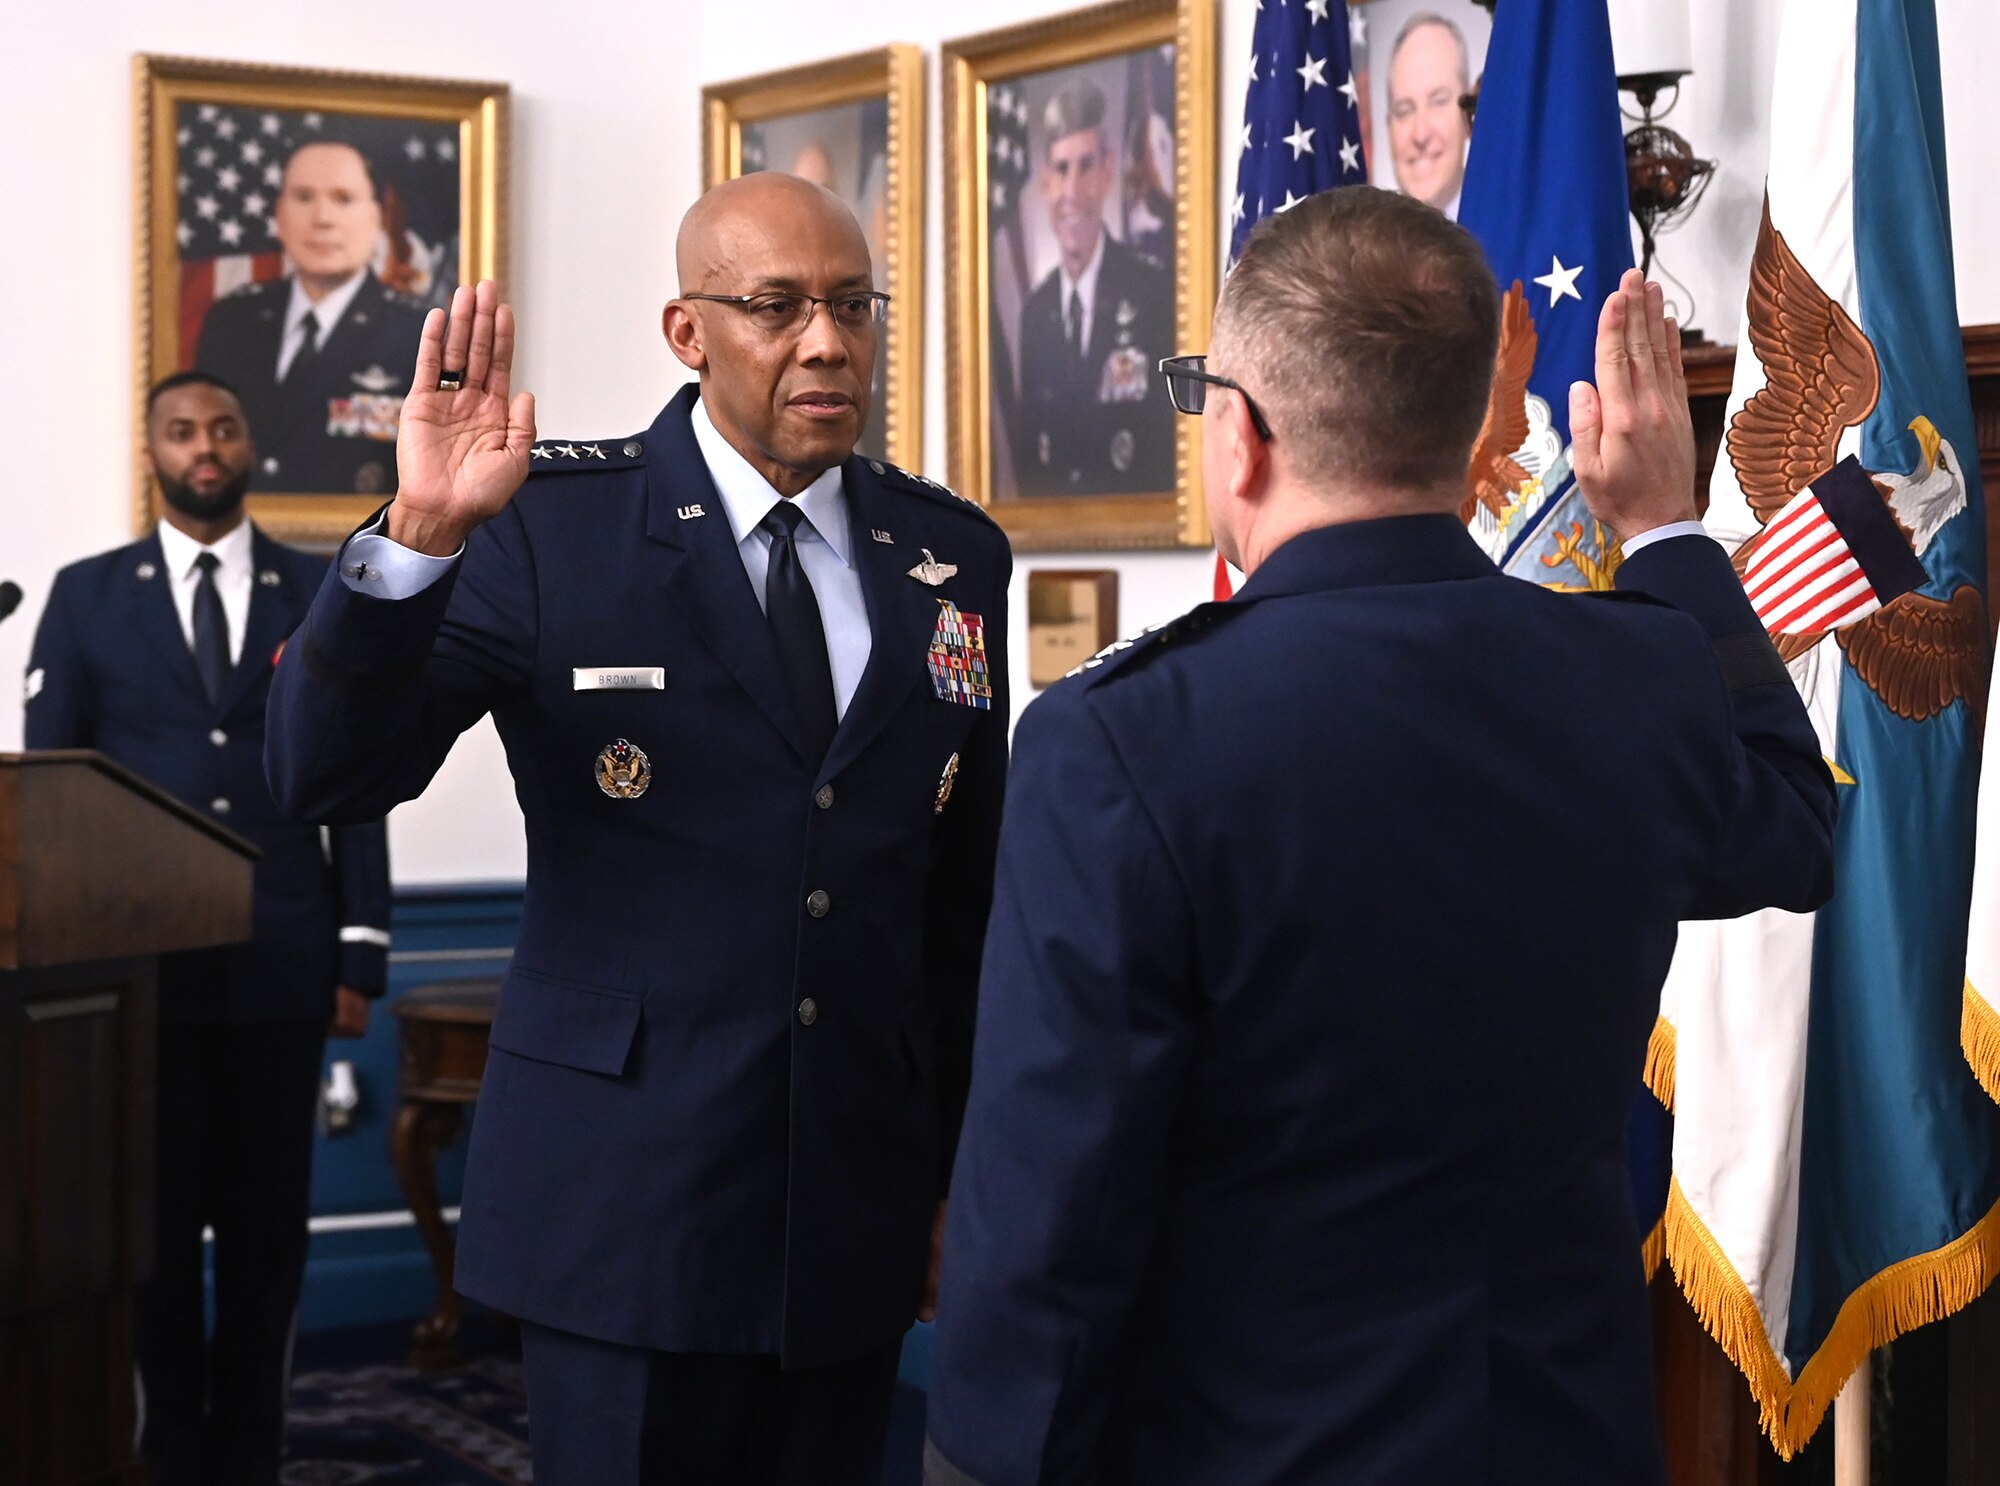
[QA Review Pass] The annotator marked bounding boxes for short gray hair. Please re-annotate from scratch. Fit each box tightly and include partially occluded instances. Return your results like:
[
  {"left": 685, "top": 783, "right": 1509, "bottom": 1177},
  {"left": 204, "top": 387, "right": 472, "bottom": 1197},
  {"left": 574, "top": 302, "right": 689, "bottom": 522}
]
[
  {"left": 1042, "top": 79, "right": 1107, "bottom": 154},
  {"left": 1212, "top": 186, "right": 1499, "bottom": 493}
]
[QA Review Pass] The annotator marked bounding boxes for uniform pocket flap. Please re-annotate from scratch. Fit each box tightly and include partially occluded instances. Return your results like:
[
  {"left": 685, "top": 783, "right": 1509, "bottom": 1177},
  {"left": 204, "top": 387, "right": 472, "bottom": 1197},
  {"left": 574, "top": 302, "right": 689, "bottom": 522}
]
[{"left": 488, "top": 968, "right": 641, "bottom": 1076}]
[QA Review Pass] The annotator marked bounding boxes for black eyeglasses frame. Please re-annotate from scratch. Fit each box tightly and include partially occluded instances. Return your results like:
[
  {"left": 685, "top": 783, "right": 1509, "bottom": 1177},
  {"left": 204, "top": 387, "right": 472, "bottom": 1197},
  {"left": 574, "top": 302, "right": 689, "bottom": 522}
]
[{"left": 1158, "top": 355, "right": 1274, "bottom": 442}]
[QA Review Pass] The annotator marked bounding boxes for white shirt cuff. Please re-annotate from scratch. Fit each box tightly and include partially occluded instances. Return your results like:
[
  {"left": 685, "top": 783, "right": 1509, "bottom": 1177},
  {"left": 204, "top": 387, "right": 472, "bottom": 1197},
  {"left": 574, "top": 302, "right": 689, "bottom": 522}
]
[
  {"left": 338, "top": 513, "right": 463, "bottom": 600},
  {"left": 1620, "top": 520, "right": 1715, "bottom": 558}
]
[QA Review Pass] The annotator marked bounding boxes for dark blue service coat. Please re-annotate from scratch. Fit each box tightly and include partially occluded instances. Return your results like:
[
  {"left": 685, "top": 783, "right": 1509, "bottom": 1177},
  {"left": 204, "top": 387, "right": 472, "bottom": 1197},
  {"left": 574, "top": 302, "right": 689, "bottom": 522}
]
[
  {"left": 265, "top": 385, "right": 1013, "bottom": 1368},
  {"left": 24, "top": 526, "right": 389, "bottom": 1021},
  {"left": 926, "top": 517, "right": 1836, "bottom": 1486}
]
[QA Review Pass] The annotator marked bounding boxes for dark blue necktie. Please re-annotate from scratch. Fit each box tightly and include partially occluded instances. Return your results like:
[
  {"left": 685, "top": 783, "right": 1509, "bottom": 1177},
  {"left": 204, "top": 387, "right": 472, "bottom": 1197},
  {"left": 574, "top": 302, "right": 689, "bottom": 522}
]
[
  {"left": 191, "top": 550, "right": 232, "bottom": 704},
  {"left": 760, "top": 501, "right": 837, "bottom": 768},
  {"left": 285, "top": 310, "right": 322, "bottom": 384}
]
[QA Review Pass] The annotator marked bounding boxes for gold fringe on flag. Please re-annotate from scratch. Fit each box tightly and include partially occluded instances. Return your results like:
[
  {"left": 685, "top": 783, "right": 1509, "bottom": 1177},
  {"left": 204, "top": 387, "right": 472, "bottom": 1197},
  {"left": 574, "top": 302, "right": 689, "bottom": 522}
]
[
  {"left": 1966, "top": 978, "right": 2000, "bottom": 1104},
  {"left": 1641, "top": 1214, "right": 1666, "bottom": 1282},
  {"left": 1664, "top": 1177, "right": 2000, "bottom": 1458},
  {"left": 1644, "top": 1015, "right": 1677, "bottom": 1112}
]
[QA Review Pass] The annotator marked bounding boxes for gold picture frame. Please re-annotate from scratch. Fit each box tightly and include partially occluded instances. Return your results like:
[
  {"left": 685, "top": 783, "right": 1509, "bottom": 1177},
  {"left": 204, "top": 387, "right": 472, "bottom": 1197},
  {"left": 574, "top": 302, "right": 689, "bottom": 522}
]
[
  {"left": 134, "top": 54, "right": 508, "bottom": 546},
  {"left": 944, "top": 0, "right": 1217, "bottom": 551},
  {"left": 703, "top": 46, "right": 926, "bottom": 472}
]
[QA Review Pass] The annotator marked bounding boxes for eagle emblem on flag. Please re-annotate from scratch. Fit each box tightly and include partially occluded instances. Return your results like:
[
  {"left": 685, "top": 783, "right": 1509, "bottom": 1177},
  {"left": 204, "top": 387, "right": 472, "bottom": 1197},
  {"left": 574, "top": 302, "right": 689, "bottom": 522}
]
[{"left": 1727, "top": 201, "right": 1985, "bottom": 722}]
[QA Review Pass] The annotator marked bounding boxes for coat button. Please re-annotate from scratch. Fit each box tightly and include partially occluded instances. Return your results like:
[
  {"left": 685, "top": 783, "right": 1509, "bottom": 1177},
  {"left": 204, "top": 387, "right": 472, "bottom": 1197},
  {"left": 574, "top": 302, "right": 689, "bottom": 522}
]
[
  {"left": 622, "top": 440, "right": 643, "bottom": 457},
  {"left": 211, "top": 797, "right": 231, "bottom": 815},
  {"left": 806, "top": 889, "right": 830, "bottom": 917},
  {"left": 815, "top": 784, "right": 834, "bottom": 810},
  {"left": 209, "top": 729, "right": 228, "bottom": 747},
  {"left": 868, "top": 460, "right": 886, "bottom": 476},
  {"left": 262, "top": 457, "right": 280, "bottom": 475},
  {"left": 798, "top": 997, "right": 818, "bottom": 1025}
]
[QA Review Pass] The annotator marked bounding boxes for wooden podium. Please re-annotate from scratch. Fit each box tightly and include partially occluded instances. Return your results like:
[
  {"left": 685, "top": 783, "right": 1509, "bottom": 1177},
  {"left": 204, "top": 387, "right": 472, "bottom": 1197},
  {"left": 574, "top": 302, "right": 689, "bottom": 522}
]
[{"left": 0, "top": 752, "right": 256, "bottom": 1486}]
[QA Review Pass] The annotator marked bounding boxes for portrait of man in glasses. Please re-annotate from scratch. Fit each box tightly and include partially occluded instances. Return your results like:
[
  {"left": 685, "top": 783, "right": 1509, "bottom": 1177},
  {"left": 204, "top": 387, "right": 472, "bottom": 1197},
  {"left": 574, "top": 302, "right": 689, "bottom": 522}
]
[{"left": 992, "top": 70, "right": 1176, "bottom": 500}]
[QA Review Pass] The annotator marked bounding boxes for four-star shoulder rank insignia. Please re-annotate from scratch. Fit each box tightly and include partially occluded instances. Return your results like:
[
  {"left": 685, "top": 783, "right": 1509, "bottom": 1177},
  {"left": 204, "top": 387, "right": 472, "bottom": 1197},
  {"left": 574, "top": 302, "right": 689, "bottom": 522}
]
[
  {"left": 595, "top": 738, "right": 651, "bottom": 799},
  {"left": 907, "top": 548, "right": 958, "bottom": 586}
]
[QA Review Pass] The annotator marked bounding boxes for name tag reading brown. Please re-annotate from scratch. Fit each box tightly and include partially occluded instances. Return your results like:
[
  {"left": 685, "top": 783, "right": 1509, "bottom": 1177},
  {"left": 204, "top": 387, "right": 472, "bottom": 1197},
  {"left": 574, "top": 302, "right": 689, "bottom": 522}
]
[{"left": 573, "top": 668, "right": 666, "bottom": 691}]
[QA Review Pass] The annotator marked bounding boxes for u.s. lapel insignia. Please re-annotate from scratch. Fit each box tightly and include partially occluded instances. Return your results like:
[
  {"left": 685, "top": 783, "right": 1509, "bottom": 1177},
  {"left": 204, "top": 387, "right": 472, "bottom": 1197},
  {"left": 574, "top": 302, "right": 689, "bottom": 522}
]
[
  {"left": 871, "top": 528, "right": 895, "bottom": 544},
  {"left": 135, "top": 561, "right": 157, "bottom": 580},
  {"left": 907, "top": 548, "right": 958, "bottom": 586},
  {"left": 258, "top": 569, "right": 282, "bottom": 587},
  {"left": 24, "top": 668, "right": 45, "bottom": 704},
  {"left": 935, "top": 752, "right": 960, "bottom": 813},
  {"left": 678, "top": 504, "right": 705, "bottom": 520},
  {"left": 595, "top": 738, "right": 652, "bottom": 799},
  {"left": 927, "top": 601, "right": 993, "bottom": 710}
]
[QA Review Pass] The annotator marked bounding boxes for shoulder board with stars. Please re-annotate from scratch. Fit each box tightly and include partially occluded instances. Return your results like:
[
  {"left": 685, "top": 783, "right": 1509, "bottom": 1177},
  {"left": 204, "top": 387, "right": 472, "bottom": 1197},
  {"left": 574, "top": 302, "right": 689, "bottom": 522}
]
[
  {"left": 1064, "top": 601, "right": 1240, "bottom": 685},
  {"left": 527, "top": 435, "right": 647, "bottom": 474},
  {"left": 861, "top": 457, "right": 1003, "bottom": 532}
]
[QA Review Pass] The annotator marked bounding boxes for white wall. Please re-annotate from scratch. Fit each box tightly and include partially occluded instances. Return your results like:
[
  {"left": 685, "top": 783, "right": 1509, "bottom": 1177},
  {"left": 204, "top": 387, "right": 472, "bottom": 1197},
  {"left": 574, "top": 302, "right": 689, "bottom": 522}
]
[{"left": 6, "top": 0, "right": 1997, "bottom": 884}]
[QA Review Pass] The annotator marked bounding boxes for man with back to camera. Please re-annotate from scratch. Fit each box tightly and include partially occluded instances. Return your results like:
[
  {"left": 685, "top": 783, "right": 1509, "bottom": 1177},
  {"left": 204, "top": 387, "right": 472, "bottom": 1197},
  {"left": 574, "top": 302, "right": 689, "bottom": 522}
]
[
  {"left": 1386, "top": 13, "right": 1474, "bottom": 217},
  {"left": 263, "top": 172, "right": 1012, "bottom": 1484},
  {"left": 194, "top": 137, "right": 425, "bottom": 495},
  {"left": 923, "top": 188, "right": 1836, "bottom": 1485},
  {"left": 24, "top": 370, "right": 391, "bottom": 1485},
  {"left": 1012, "top": 79, "right": 1175, "bottom": 497}
]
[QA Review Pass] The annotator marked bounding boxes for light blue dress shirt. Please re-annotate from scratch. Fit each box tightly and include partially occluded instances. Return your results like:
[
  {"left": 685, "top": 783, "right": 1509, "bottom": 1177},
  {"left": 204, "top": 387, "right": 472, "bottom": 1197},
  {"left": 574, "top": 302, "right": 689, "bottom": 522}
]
[{"left": 338, "top": 396, "right": 874, "bottom": 718}]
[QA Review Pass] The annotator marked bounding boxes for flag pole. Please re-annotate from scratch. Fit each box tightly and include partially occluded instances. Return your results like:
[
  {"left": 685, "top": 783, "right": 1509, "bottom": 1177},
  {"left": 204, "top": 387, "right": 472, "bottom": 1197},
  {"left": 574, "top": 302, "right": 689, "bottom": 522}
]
[{"left": 1832, "top": 1353, "right": 1870, "bottom": 1485}]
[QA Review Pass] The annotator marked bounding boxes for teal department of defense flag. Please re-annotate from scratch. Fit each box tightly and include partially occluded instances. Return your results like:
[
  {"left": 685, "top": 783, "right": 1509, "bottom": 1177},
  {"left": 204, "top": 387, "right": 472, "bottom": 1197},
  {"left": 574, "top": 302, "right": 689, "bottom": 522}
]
[{"left": 1660, "top": 0, "right": 2000, "bottom": 1455}]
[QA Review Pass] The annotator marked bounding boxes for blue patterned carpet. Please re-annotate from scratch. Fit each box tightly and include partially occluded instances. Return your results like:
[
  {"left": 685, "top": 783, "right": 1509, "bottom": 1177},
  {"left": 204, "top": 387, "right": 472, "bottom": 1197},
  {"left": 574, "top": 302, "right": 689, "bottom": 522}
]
[{"left": 282, "top": 1323, "right": 926, "bottom": 1484}]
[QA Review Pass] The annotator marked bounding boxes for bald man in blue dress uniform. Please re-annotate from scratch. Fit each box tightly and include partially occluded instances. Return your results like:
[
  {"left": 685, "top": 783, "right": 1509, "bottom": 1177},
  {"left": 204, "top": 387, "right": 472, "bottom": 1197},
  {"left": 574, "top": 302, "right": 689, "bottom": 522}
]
[{"left": 266, "top": 175, "right": 1012, "bottom": 1484}]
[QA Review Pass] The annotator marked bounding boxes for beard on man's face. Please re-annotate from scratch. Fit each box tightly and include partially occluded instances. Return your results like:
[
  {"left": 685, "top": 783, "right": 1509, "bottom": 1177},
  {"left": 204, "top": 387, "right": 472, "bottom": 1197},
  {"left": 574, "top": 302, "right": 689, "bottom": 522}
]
[{"left": 156, "top": 461, "right": 251, "bottom": 523}]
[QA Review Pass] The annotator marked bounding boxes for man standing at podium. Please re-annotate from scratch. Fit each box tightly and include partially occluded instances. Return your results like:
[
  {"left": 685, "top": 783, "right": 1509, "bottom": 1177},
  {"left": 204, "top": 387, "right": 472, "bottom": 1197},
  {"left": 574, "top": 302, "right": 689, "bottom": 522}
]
[{"left": 22, "top": 370, "right": 391, "bottom": 1486}]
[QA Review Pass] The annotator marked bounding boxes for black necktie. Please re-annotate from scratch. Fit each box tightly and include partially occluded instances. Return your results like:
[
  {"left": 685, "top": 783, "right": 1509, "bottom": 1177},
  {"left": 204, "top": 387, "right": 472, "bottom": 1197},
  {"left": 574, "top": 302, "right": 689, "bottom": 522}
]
[
  {"left": 760, "top": 501, "right": 838, "bottom": 768},
  {"left": 1064, "top": 289, "right": 1082, "bottom": 362},
  {"left": 191, "top": 551, "right": 232, "bottom": 704},
  {"left": 285, "top": 310, "right": 322, "bottom": 384}
]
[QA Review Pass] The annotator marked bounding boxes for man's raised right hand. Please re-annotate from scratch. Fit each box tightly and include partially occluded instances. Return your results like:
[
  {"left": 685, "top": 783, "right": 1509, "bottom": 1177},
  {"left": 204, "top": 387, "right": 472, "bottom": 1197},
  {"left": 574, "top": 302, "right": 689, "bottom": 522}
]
[{"left": 387, "top": 279, "right": 537, "bottom": 557}]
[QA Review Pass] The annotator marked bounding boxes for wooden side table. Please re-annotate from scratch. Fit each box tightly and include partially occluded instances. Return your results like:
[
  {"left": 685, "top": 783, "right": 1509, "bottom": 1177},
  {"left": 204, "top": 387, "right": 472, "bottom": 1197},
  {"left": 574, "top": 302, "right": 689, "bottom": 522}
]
[{"left": 391, "top": 977, "right": 499, "bottom": 1368}]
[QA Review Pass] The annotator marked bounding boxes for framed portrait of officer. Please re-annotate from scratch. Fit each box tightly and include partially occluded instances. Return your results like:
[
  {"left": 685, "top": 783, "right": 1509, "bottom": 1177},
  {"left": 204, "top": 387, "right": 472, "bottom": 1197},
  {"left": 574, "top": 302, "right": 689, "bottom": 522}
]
[
  {"left": 1349, "top": 0, "right": 1492, "bottom": 221},
  {"left": 135, "top": 55, "right": 507, "bottom": 545},
  {"left": 945, "top": 0, "right": 1217, "bottom": 550},
  {"left": 703, "top": 46, "right": 926, "bottom": 470}
]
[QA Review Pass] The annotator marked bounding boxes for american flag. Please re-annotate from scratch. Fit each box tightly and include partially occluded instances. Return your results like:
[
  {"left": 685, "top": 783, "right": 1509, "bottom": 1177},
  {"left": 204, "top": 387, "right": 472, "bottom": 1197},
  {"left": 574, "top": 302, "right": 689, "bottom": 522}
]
[
  {"left": 1228, "top": 0, "right": 1367, "bottom": 265},
  {"left": 173, "top": 103, "right": 463, "bottom": 366},
  {"left": 1742, "top": 455, "right": 1928, "bottom": 634},
  {"left": 1216, "top": 0, "right": 1366, "bottom": 593},
  {"left": 986, "top": 82, "right": 1033, "bottom": 233}
]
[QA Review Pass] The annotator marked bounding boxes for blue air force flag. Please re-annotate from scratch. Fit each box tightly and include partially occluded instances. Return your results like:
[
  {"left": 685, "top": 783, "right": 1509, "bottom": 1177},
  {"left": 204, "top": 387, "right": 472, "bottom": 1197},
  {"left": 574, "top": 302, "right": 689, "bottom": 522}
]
[
  {"left": 1455, "top": 0, "right": 1634, "bottom": 585},
  {"left": 1662, "top": 0, "right": 2000, "bottom": 1456}
]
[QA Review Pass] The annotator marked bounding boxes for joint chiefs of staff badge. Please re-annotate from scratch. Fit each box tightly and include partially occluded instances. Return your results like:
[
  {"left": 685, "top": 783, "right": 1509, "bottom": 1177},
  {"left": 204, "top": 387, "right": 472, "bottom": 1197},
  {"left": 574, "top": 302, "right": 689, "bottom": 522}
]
[{"left": 595, "top": 737, "right": 652, "bottom": 799}]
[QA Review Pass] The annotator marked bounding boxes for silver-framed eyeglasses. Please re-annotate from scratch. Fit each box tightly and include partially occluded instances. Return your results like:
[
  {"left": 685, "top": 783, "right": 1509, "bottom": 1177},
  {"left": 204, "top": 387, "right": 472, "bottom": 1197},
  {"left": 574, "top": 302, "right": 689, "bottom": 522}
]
[{"left": 681, "top": 290, "right": 891, "bottom": 337}]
